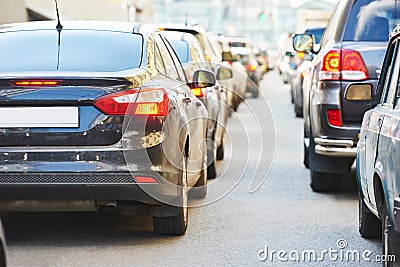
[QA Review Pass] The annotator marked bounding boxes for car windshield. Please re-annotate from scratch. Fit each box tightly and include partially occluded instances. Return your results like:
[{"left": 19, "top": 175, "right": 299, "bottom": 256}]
[
  {"left": 0, "top": 29, "right": 143, "bottom": 72},
  {"left": 344, "top": 0, "right": 400, "bottom": 42}
]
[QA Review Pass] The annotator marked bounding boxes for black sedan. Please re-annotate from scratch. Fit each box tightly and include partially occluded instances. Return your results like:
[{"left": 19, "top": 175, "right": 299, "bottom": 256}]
[{"left": 0, "top": 21, "right": 212, "bottom": 235}]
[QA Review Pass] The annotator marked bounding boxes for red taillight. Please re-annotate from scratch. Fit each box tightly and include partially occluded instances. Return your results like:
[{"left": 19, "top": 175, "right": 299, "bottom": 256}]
[
  {"left": 247, "top": 64, "right": 257, "bottom": 71},
  {"left": 327, "top": 109, "right": 343, "bottom": 127},
  {"left": 341, "top": 49, "right": 369, "bottom": 80},
  {"left": 320, "top": 49, "right": 369, "bottom": 81},
  {"left": 93, "top": 88, "right": 169, "bottom": 116},
  {"left": 135, "top": 176, "right": 158, "bottom": 184},
  {"left": 11, "top": 80, "right": 62, "bottom": 87},
  {"left": 191, "top": 88, "right": 205, "bottom": 97}
]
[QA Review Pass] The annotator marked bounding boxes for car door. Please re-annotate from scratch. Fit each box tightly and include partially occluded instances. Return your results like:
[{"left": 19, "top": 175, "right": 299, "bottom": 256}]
[{"left": 365, "top": 40, "right": 400, "bottom": 207}]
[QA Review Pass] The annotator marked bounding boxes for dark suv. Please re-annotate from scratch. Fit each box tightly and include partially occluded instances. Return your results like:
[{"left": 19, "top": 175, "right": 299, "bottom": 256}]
[{"left": 293, "top": 0, "right": 400, "bottom": 192}]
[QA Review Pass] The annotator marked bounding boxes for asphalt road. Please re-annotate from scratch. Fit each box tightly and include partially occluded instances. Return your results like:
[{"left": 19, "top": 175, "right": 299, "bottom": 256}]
[{"left": 3, "top": 71, "right": 382, "bottom": 266}]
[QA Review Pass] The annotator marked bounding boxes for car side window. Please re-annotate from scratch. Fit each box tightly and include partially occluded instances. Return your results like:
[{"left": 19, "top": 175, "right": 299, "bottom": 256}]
[
  {"left": 161, "top": 36, "right": 188, "bottom": 83},
  {"left": 381, "top": 41, "right": 400, "bottom": 106},
  {"left": 155, "top": 35, "right": 179, "bottom": 80}
]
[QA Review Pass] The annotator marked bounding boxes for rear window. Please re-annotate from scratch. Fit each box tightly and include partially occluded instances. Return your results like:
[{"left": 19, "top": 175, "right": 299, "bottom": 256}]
[
  {"left": 168, "top": 39, "right": 189, "bottom": 63},
  {"left": 344, "top": 0, "right": 400, "bottom": 42},
  {"left": 229, "top": 42, "right": 248, "bottom": 48},
  {"left": 0, "top": 30, "right": 143, "bottom": 72}
]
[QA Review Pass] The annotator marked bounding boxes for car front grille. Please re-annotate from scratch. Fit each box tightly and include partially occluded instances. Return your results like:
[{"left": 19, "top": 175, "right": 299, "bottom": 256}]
[{"left": 0, "top": 173, "right": 136, "bottom": 184}]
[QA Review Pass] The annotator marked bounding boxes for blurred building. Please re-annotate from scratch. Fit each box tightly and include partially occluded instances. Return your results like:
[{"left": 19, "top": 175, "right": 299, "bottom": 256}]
[
  {"left": 154, "top": 0, "right": 338, "bottom": 46},
  {"left": 0, "top": 0, "right": 337, "bottom": 47},
  {"left": 0, "top": 0, "right": 154, "bottom": 24}
]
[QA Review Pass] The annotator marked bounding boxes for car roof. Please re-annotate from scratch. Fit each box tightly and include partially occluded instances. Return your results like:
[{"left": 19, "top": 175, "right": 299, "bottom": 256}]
[
  {"left": 162, "top": 30, "right": 199, "bottom": 45},
  {"left": 152, "top": 23, "right": 207, "bottom": 35},
  {"left": 0, "top": 20, "right": 155, "bottom": 34}
]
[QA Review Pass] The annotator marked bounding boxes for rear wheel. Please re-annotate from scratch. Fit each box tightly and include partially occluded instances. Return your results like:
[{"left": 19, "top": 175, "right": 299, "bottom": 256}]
[
  {"left": 294, "top": 103, "right": 303, "bottom": 117},
  {"left": 153, "top": 158, "right": 188, "bottom": 235},
  {"left": 207, "top": 134, "right": 217, "bottom": 179},
  {"left": 381, "top": 199, "right": 400, "bottom": 266},
  {"left": 310, "top": 171, "right": 338, "bottom": 192},
  {"left": 359, "top": 192, "right": 381, "bottom": 238},
  {"left": 216, "top": 141, "right": 224, "bottom": 161},
  {"left": 189, "top": 154, "right": 208, "bottom": 199},
  {"left": 303, "top": 142, "right": 309, "bottom": 169}
]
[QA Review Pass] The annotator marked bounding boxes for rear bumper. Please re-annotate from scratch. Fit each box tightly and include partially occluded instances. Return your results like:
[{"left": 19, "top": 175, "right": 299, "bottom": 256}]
[
  {"left": 314, "top": 137, "right": 357, "bottom": 157},
  {"left": 0, "top": 172, "right": 178, "bottom": 205}
]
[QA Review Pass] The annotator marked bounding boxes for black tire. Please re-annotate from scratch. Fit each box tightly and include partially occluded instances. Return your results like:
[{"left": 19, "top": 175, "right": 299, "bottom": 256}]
[
  {"left": 207, "top": 137, "right": 217, "bottom": 179},
  {"left": 294, "top": 104, "right": 303, "bottom": 117},
  {"left": 303, "top": 143, "right": 309, "bottom": 169},
  {"left": 310, "top": 170, "right": 338, "bottom": 192},
  {"left": 207, "top": 160, "right": 217, "bottom": 179},
  {"left": 359, "top": 192, "right": 381, "bottom": 238},
  {"left": 252, "top": 90, "right": 259, "bottom": 98},
  {"left": 381, "top": 200, "right": 400, "bottom": 266},
  {"left": 216, "top": 142, "right": 224, "bottom": 161},
  {"left": 153, "top": 159, "right": 188, "bottom": 235},
  {"left": 189, "top": 165, "right": 207, "bottom": 199}
]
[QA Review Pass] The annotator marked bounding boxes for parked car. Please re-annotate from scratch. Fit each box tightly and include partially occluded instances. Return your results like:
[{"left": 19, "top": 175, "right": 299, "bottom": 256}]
[
  {"left": 293, "top": 0, "right": 400, "bottom": 192},
  {"left": 163, "top": 30, "right": 232, "bottom": 175},
  {"left": 353, "top": 24, "right": 400, "bottom": 262},
  {"left": 0, "top": 20, "right": 214, "bottom": 235},
  {"left": 290, "top": 27, "right": 325, "bottom": 117},
  {"left": 208, "top": 33, "right": 247, "bottom": 112},
  {"left": 0, "top": 219, "right": 5, "bottom": 267}
]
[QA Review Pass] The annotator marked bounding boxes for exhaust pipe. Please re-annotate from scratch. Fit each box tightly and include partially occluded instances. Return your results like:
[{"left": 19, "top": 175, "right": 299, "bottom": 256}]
[{"left": 96, "top": 201, "right": 117, "bottom": 212}]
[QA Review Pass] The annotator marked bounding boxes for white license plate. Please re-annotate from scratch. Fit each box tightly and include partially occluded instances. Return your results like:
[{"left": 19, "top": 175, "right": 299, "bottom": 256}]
[{"left": 0, "top": 107, "right": 79, "bottom": 128}]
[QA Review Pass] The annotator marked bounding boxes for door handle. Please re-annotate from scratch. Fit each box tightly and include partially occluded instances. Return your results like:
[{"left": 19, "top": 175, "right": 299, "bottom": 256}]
[
  {"left": 182, "top": 97, "right": 191, "bottom": 104},
  {"left": 377, "top": 117, "right": 383, "bottom": 129}
]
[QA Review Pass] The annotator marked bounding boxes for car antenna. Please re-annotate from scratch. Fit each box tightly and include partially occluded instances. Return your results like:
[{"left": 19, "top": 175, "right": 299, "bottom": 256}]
[
  {"left": 55, "top": 0, "right": 62, "bottom": 70},
  {"left": 55, "top": 0, "right": 63, "bottom": 31}
]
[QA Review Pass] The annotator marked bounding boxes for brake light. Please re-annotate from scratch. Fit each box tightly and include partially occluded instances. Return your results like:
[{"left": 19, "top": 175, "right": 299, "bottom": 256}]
[
  {"left": 11, "top": 80, "right": 62, "bottom": 87},
  {"left": 247, "top": 64, "right": 257, "bottom": 71},
  {"left": 191, "top": 88, "right": 204, "bottom": 97},
  {"left": 93, "top": 88, "right": 169, "bottom": 116},
  {"left": 320, "top": 49, "right": 369, "bottom": 81},
  {"left": 327, "top": 109, "right": 343, "bottom": 127}
]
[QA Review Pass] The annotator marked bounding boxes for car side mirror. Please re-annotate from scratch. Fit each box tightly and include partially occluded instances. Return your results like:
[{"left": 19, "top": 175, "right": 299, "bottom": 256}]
[
  {"left": 222, "top": 51, "right": 234, "bottom": 62},
  {"left": 345, "top": 83, "right": 373, "bottom": 102},
  {"left": 293, "top": 33, "right": 315, "bottom": 53},
  {"left": 188, "top": 69, "right": 217, "bottom": 89},
  {"left": 216, "top": 67, "right": 233, "bottom": 80}
]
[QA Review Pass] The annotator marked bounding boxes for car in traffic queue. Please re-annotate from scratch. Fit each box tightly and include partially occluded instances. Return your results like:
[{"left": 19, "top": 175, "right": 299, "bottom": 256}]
[
  {"left": 293, "top": 0, "right": 400, "bottom": 192},
  {"left": 0, "top": 20, "right": 214, "bottom": 235},
  {"left": 163, "top": 30, "right": 232, "bottom": 176},
  {"left": 157, "top": 23, "right": 233, "bottom": 121},
  {"left": 227, "top": 36, "right": 263, "bottom": 98},
  {"left": 207, "top": 33, "right": 247, "bottom": 112},
  {"left": 289, "top": 27, "right": 325, "bottom": 117},
  {"left": 353, "top": 23, "right": 400, "bottom": 263}
]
